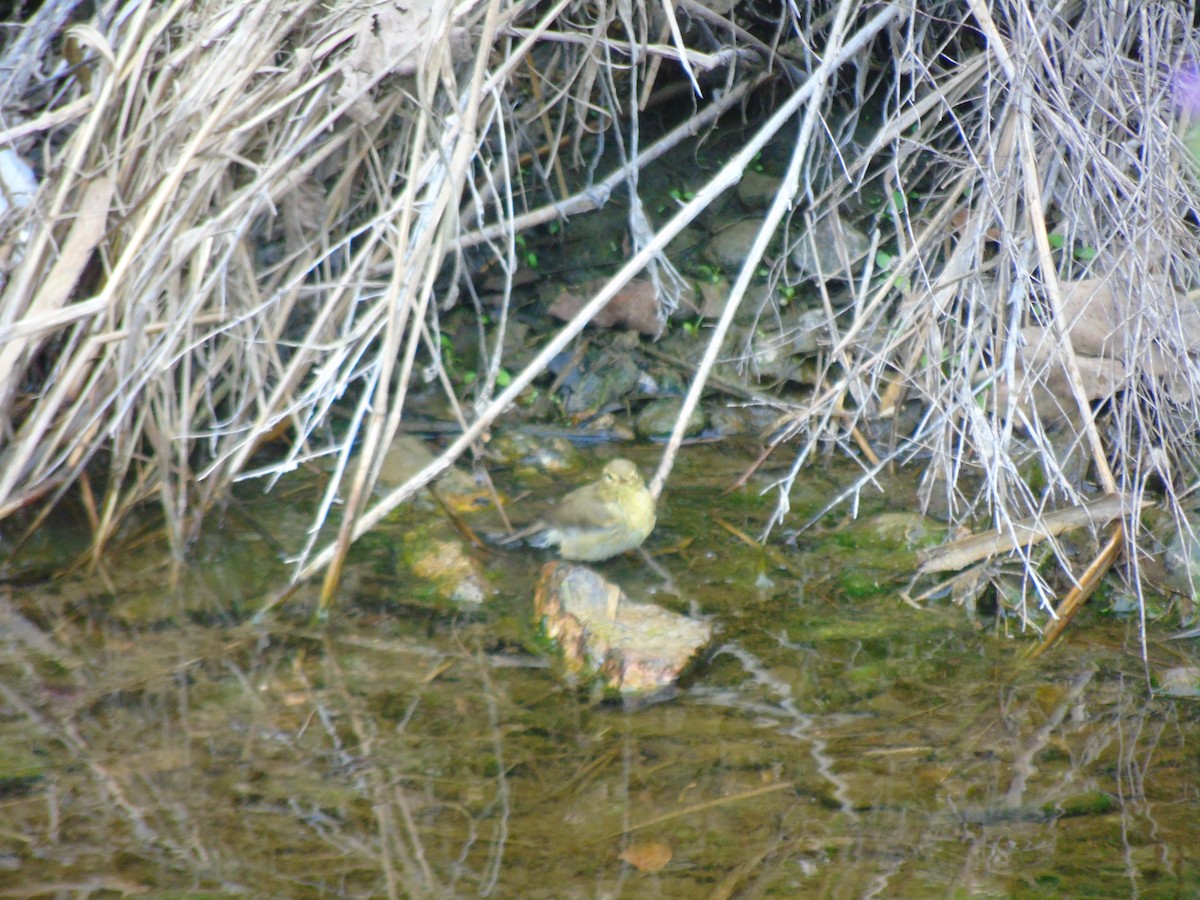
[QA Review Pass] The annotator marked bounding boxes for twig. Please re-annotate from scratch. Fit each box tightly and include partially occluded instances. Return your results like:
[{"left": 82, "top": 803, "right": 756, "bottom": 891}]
[
  {"left": 1029, "top": 525, "right": 1125, "bottom": 658},
  {"left": 917, "top": 494, "right": 1145, "bottom": 574}
]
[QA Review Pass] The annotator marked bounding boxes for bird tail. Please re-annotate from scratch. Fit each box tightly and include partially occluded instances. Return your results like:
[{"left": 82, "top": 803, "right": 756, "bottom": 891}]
[{"left": 488, "top": 521, "right": 546, "bottom": 548}]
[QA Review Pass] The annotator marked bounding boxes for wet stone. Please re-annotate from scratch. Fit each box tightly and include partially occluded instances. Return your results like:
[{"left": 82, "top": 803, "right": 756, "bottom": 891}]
[
  {"left": 488, "top": 431, "right": 579, "bottom": 472},
  {"left": 533, "top": 562, "right": 712, "bottom": 695},
  {"left": 563, "top": 346, "right": 642, "bottom": 414},
  {"left": 1157, "top": 667, "right": 1200, "bottom": 697},
  {"left": 707, "top": 405, "right": 750, "bottom": 437},
  {"left": 636, "top": 397, "right": 706, "bottom": 439},
  {"left": 749, "top": 307, "right": 828, "bottom": 374},
  {"left": 405, "top": 535, "right": 493, "bottom": 605},
  {"left": 376, "top": 434, "right": 487, "bottom": 511}
]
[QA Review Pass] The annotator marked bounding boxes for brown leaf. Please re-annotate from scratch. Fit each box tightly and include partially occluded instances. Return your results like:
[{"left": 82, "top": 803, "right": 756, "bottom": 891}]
[
  {"left": 1006, "top": 323, "right": 1126, "bottom": 421},
  {"left": 547, "top": 278, "right": 663, "bottom": 336},
  {"left": 993, "top": 271, "right": 1200, "bottom": 422},
  {"left": 619, "top": 841, "right": 672, "bottom": 872},
  {"left": 1057, "top": 274, "right": 1199, "bottom": 380}
]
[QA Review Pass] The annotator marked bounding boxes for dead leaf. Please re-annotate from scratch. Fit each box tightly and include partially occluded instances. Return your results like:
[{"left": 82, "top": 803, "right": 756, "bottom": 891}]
[
  {"left": 989, "top": 271, "right": 1200, "bottom": 422},
  {"left": 1003, "top": 323, "right": 1127, "bottom": 421},
  {"left": 547, "top": 278, "right": 663, "bottom": 336},
  {"left": 1057, "top": 274, "right": 1200, "bottom": 380},
  {"left": 336, "top": 2, "right": 471, "bottom": 121},
  {"left": 619, "top": 841, "right": 672, "bottom": 872}
]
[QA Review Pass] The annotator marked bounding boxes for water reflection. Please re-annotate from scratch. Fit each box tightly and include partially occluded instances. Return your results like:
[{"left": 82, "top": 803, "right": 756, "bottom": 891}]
[{"left": 0, "top": 450, "right": 1197, "bottom": 896}]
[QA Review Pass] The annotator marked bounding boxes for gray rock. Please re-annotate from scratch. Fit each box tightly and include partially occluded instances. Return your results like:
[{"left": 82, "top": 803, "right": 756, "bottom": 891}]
[
  {"left": 746, "top": 307, "right": 829, "bottom": 380},
  {"left": 636, "top": 397, "right": 706, "bottom": 438},
  {"left": 780, "top": 306, "right": 827, "bottom": 355},
  {"left": 707, "top": 406, "right": 750, "bottom": 436},
  {"left": 790, "top": 214, "right": 872, "bottom": 280},
  {"left": 705, "top": 219, "right": 763, "bottom": 271},
  {"left": 564, "top": 349, "right": 641, "bottom": 414},
  {"left": 737, "top": 170, "right": 782, "bottom": 208}
]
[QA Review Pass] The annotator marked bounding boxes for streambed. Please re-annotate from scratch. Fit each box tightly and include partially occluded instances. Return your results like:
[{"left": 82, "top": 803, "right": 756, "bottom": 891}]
[{"left": 1, "top": 446, "right": 1196, "bottom": 897}]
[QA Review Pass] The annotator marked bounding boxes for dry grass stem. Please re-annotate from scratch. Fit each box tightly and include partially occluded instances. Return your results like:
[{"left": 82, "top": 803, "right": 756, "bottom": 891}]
[{"left": 1, "top": 1, "right": 1198, "bottom": 634}]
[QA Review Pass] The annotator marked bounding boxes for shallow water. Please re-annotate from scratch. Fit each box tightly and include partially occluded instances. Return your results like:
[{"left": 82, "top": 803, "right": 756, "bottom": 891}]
[{"left": 0, "top": 446, "right": 1197, "bottom": 897}]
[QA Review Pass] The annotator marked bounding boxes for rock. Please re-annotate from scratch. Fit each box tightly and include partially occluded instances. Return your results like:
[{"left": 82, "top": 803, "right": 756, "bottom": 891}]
[
  {"left": 1162, "top": 514, "right": 1200, "bottom": 598},
  {"left": 705, "top": 219, "right": 763, "bottom": 271},
  {"left": 743, "top": 308, "right": 828, "bottom": 381},
  {"left": 376, "top": 435, "right": 487, "bottom": 511},
  {"left": 692, "top": 190, "right": 737, "bottom": 233},
  {"left": 1156, "top": 667, "right": 1200, "bottom": 697},
  {"left": 495, "top": 319, "right": 534, "bottom": 371},
  {"left": 737, "top": 170, "right": 781, "bottom": 208},
  {"left": 707, "top": 406, "right": 750, "bottom": 436},
  {"left": 563, "top": 346, "right": 643, "bottom": 415},
  {"left": 789, "top": 213, "right": 872, "bottom": 280},
  {"left": 635, "top": 397, "right": 706, "bottom": 439},
  {"left": 576, "top": 412, "right": 637, "bottom": 442},
  {"left": 405, "top": 535, "right": 493, "bottom": 605},
  {"left": 695, "top": 279, "right": 770, "bottom": 323},
  {"left": 619, "top": 841, "right": 673, "bottom": 872},
  {"left": 534, "top": 562, "right": 712, "bottom": 694},
  {"left": 755, "top": 306, "right": 827, "bottom": 357},
  {"left": 856, "top": 512, "right": 935, "bottom": 549},
  {"left": 999, "top": 323, "right": 1127, "bottom": 424},
  {"left": 488, "top": 431, "right": 579, "bottom": 472},
  {"left": 697, "top": 278, "right": 731, "bottom": 318}
]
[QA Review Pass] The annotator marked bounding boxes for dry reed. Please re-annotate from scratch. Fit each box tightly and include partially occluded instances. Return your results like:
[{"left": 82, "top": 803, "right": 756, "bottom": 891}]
[{"left": 2, "top": 1, "right": 1199, "bottom": 630}]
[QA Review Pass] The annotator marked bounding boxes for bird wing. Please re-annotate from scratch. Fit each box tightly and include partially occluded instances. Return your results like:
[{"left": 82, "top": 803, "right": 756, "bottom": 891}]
[{"left": 549, "top": 489, "right": 622, "bottom": 530}]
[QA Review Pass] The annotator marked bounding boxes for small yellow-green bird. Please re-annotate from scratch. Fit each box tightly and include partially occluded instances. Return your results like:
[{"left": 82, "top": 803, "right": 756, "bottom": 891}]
[{"left": 505, "top": 458, "right": 656, "bottom": 561}]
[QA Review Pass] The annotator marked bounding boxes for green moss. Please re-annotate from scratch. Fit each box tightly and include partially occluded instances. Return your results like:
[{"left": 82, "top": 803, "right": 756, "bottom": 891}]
[
  {"left": 839, "top": 569, "right": 886, "bottom": 598},
  {"left": 1050, "top": 791, "right": 1118, "bottom": 818},
  {"left": 0, "top": 747, "right": 45, "bottom": 785}
]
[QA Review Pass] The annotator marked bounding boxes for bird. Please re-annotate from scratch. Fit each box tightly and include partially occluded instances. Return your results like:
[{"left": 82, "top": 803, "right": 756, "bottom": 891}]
[{"left": 500, "top": 458, "right": 656, "bottom": 562}]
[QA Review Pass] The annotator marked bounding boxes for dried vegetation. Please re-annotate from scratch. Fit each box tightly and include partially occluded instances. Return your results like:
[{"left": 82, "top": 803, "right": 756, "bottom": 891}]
[{"left": 2, "top": 1, "right": 1200, "bottom": 623}]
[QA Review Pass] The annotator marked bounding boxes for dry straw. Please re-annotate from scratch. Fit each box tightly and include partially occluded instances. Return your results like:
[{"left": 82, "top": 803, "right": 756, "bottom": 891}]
[{"left": 2, "top": 1, "right": 1199, "bottom": 629}]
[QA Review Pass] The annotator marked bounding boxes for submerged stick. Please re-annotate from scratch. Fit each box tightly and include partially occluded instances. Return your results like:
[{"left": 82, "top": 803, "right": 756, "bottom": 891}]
[
  {"left": 1028, "top": 524, "right": 1125, "bottom": 657},
  {"left": 916, "top": 494, "right": 1147, "bottom": 575}
]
